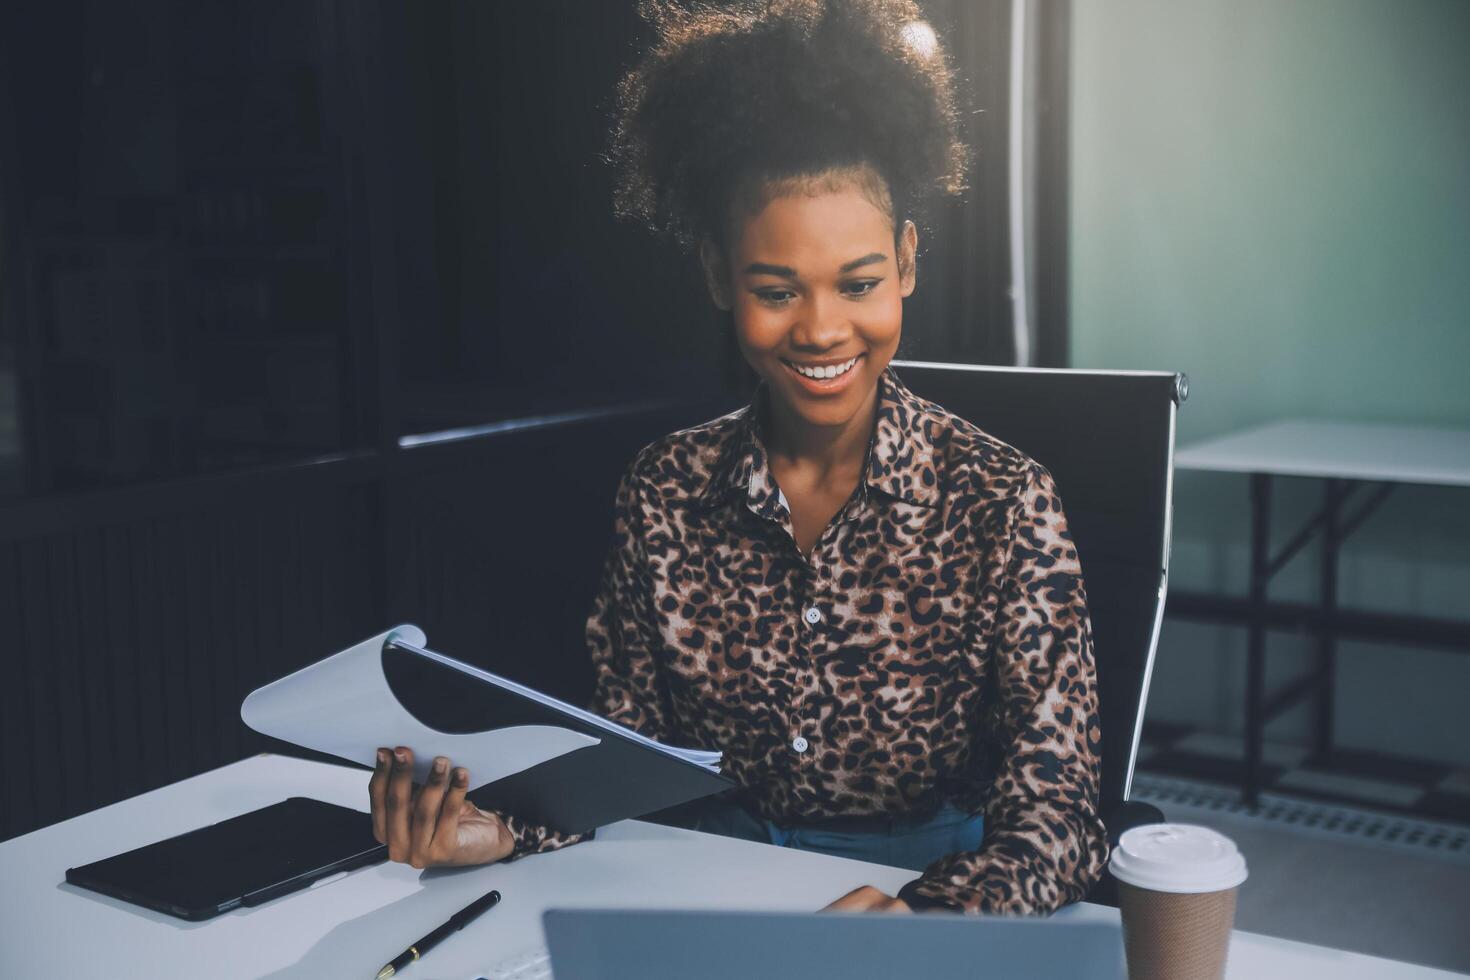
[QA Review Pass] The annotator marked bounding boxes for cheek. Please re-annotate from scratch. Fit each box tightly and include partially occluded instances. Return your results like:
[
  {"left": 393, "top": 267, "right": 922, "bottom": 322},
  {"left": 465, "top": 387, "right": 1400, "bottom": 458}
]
[
  {"left": 855, "top": 294, "right": 904, "bottom": 343},
  {"left": 731, "top": 303, "right": 791, "bottom": 354}
]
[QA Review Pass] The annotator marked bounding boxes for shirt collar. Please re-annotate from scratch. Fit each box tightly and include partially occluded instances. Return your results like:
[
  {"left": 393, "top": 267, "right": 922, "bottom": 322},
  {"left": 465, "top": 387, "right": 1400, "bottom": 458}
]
[{"left": 698, "top": 364, "right": 941, "bottom": 517}]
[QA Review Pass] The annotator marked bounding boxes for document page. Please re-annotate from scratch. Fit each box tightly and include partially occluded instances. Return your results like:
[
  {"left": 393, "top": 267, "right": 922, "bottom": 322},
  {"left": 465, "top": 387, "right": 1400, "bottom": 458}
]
[
  {"left": 241, "top": 625, "right": 723, "bottom": 788},
  {"left": 241, "top": 626, "right": 600, "bottom": 788}
]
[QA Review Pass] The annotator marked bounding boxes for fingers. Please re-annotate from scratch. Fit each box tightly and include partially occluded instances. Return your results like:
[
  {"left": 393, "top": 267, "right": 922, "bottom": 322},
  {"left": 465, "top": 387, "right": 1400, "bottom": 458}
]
[
  {"left": 385, "top": 746, "right": 415, "bottom": 863},
  {"left": 409, "top": 757, "right": 451, "bottom": 867},
  {"left": 374, "top": 749, "right": 477, "bottom": 869},
  {"left": 821, "top": 885, "right": 908, "bottom": 913},
  {"left": 821, "top": 885, "right": 875, "bottom": 911},
  {"left": 430, "top": 767, "right": 471, "bottom": 860},
  {"left": 368, "top": 748, "right": 390, "bottom": 844}
]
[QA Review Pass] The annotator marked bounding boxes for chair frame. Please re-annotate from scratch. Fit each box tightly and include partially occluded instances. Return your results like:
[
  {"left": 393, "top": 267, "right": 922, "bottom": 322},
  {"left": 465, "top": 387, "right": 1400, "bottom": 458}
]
[{"left": 891, "top": 359, "right": 1187, "bottom": 902}]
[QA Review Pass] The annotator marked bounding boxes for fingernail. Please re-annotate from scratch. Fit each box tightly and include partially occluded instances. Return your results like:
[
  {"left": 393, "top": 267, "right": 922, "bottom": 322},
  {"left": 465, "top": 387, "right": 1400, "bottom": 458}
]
[
  {"left": 394, "top": 749, "right": 407, "bottom": 765},
  {"left": 432, "top": 757, "right": 447, "bottom": 776},
  {"left": 376, "top": 749, "right": 387, "bottom": 767},
  {"left": 454, "top": 769, "right": 468, "bottom": 786}
]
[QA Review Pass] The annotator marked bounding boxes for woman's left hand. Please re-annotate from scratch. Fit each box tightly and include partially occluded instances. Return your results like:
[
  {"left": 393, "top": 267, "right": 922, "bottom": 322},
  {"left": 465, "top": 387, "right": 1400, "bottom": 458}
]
[{"left": 822, "top": 885, "right": 912, "bottom": 913}]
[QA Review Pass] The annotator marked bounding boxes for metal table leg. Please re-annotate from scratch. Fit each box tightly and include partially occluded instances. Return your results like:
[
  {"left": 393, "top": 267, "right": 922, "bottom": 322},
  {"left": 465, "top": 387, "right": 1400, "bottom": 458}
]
[
  {"left": 1175, "top": 475, "right": 1418, "bottom": 808},
  {"left": 1314, "top": 478, "right": 1342, "bottom": 759},
  {"left": 1245, "top": 472, "right": 1271, "bottom": 807}
]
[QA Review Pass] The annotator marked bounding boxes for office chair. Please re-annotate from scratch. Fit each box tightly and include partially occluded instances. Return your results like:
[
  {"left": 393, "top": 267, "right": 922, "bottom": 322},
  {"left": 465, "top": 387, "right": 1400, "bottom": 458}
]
[{"left": 892, "top": 359, "right": 1187, "bottom": 906}]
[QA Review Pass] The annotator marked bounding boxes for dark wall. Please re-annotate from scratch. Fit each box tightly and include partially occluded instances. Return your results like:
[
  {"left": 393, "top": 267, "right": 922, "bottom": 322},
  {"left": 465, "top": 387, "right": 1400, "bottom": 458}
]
[
  {"left": 3, "top": 473, "right": 382, "bottom": 835},
  {"left": 0, "top": 0, "right": 736, "bottom": 500}
]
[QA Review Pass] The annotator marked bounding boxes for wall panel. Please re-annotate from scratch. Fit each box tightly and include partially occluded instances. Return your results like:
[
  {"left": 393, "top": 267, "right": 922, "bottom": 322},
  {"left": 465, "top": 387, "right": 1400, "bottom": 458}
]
[{"left": 0, "top": 479, "right": 381, "bottom": 840}]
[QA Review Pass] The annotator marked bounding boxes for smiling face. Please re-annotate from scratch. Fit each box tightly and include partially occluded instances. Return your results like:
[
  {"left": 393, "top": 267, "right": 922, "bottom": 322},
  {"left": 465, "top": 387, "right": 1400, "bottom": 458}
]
[{"left": 702, "top": 167, "right": 918, "bottom": 441}]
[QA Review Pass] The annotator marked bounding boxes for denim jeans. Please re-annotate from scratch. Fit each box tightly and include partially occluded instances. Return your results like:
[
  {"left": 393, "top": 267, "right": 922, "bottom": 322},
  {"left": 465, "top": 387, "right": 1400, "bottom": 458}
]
[{"left": 669, "top": 795, "right": 985, "bottom": 873}]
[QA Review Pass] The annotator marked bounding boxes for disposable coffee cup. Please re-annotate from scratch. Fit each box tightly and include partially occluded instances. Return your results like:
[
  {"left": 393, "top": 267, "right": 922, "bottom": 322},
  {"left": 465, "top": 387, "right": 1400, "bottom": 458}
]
[{"left": 1108, "top": 824, "right": 1248, "bottom": 980}]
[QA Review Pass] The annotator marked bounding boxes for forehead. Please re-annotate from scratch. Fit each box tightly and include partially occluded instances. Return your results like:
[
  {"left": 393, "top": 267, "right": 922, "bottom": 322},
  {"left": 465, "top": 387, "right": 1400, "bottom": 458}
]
[{"left": 732, "top": 183, "right": 894, "bottom": 268}]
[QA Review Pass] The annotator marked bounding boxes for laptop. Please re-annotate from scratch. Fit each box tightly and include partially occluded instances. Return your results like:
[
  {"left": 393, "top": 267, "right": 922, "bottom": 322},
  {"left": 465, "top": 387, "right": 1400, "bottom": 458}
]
[{"left": 542, "top": 908, "right": 1126, "bottom": 980}]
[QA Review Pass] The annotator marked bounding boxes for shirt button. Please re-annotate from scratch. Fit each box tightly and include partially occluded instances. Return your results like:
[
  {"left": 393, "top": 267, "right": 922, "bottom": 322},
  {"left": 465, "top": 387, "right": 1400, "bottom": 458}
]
[
  {"left": 792, "top": 736, "right": 810, "bottom": 753},
  {"left": 803, "top": 606, "right": 822, "bottom": 625}
]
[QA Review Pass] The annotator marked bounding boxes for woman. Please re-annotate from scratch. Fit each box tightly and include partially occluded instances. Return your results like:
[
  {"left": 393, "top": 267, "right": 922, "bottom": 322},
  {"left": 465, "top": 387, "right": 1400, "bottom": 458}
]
[{"left": 369, "top": 0, "right": 1108, "bottom": 915}]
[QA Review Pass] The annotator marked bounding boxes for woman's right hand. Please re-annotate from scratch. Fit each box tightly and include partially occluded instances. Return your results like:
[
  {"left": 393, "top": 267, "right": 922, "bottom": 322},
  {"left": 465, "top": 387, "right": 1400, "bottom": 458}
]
[{"left": 368, "top": 746, "right": 515, "bottom": 868}]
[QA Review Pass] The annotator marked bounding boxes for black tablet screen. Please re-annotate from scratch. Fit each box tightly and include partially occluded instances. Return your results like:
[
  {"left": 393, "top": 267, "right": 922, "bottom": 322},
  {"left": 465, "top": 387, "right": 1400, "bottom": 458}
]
[{"left": 66, "top": 797, "right": 385, "bottom": 919}]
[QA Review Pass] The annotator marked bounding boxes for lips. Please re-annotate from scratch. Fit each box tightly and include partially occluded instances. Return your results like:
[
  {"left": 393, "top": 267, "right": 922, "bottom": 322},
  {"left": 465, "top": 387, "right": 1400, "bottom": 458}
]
[
  {"left": 780, "top": 353, "right": 864, "bottom": 395},
  {"left": 782, "top": 355, "right": 861, "bottom": 379}
]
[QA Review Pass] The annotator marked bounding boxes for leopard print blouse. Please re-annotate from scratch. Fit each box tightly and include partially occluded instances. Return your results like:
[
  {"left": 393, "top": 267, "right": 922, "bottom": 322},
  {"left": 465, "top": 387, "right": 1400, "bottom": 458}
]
[{"left": 498, "top": 364, "right": 1110, "bottom": 914}]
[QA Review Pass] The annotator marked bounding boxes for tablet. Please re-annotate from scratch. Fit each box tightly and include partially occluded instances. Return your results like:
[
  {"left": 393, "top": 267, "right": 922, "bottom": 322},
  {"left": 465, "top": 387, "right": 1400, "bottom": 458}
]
[{"left": 65, "top": 796, "right": 387, "bottom": 921}]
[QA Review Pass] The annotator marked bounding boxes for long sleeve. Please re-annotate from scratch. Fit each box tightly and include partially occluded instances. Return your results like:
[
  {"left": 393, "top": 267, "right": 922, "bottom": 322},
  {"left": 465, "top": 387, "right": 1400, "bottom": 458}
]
[
  {"left": 583, "top": 457, "right": 677, "bottom": 740},
  {"left": 898, "top": 462, "right": 1110, "bottom": 914},
  {"left": 487, "top": 456, "right": 675, "bottom": 858}
]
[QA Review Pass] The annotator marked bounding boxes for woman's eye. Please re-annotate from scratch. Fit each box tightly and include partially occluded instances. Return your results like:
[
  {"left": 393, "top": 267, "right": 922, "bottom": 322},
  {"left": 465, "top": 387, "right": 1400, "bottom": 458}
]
[{"left": 751, "top": 280, "right": 879, "bottom": 305}]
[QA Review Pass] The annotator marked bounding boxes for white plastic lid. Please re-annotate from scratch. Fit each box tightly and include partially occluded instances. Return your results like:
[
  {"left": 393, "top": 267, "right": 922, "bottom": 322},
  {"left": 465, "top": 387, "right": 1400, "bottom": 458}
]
[{"left": 1108, "top": 823, "right": 1248, "bottom": 894}]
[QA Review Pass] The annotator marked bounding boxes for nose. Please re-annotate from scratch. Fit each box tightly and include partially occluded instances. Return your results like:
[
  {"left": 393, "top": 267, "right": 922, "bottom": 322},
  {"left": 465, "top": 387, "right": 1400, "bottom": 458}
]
[{"left": 788, "top": 290, "right": 851, "bottom": 351}]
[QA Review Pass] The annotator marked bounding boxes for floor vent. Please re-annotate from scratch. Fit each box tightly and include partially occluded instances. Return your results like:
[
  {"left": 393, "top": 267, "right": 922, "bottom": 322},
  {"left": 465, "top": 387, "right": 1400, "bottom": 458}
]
[{"left": 1131, "top": 771, "right": 1470, "bottom": 866}]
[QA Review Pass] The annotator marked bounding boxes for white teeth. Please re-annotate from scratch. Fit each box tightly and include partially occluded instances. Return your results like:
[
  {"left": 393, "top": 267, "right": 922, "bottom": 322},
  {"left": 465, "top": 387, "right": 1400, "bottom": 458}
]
[{"left": 790, "top": 356, "right": 858, "bottom": 380}]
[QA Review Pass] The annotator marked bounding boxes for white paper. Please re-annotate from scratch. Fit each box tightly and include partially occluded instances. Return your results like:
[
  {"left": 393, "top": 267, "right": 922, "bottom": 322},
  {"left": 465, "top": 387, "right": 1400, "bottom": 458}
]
[{"left": 240, "top": 625, "right": 600, "bottom": 788}]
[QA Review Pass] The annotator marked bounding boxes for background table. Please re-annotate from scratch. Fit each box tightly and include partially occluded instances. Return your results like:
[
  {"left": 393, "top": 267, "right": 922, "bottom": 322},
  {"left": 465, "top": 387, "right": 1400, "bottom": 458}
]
[
  {"left": 1171, "top": 418, "right": 1470, "bottom": 804},
  {"left": 1, "top": 754, "right": 1462, "bottom": 979}
]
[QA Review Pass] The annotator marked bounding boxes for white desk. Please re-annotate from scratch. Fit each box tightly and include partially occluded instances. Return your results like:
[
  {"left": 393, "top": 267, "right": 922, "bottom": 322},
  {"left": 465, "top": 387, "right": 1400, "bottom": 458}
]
[
  {"left": 1172, "top": 417, "right": 1470, "bottom": 805},
  {"left": 0, "top": 754, "right": 1461, "bottom": 979},
  {"left": 1174, "top": 418, "right": 1470, "bottom": 488}
]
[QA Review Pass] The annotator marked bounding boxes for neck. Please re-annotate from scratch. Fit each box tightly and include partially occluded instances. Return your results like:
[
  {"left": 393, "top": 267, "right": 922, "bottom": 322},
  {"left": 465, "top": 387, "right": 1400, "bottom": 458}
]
[{"left": 761, "top": 374, "right": 881, "bottom": 479}]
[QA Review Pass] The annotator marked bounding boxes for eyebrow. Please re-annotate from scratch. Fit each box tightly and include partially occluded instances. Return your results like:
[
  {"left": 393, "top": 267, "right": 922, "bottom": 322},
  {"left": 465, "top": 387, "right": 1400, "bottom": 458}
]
[{"left": 741, "top": 252, "right": 889, "bottom": 278}]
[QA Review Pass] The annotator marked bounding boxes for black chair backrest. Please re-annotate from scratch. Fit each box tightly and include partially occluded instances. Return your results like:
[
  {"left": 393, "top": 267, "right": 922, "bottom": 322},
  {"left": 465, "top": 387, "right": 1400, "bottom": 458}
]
[{"left": 890, "top": 359, "right": 1186, "bottom": 811}]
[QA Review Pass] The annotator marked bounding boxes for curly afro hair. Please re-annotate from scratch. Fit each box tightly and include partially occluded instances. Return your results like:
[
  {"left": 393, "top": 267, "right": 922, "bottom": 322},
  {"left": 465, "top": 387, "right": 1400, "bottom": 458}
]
[{"left": 609, "top": 0, "right": 970, "bottom": 251}]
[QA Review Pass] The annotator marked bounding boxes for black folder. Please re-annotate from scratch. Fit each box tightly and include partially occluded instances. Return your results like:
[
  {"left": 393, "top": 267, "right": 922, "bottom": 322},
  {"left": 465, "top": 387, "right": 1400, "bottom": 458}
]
[{"left": 379, "top": 638, "right": 734, "bottom": 835}]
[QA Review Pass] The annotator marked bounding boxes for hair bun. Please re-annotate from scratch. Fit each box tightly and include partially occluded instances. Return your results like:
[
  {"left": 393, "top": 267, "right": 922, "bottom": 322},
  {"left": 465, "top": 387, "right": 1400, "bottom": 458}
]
[{"left": 610, "top": 0, "right": 970, "bottom": 250}]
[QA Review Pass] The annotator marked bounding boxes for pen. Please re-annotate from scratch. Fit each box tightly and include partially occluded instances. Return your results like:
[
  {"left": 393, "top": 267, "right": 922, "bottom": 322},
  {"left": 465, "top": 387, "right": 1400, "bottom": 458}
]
[{"left": 375, "top": 888, "right": 502, "bottom": 979}]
